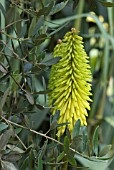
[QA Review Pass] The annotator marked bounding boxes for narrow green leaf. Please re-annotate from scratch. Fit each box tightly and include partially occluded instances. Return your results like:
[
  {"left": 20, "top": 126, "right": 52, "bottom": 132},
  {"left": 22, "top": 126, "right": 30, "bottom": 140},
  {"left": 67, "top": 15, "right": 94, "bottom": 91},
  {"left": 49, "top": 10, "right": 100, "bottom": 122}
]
[
  {"left": 50, "top": 1, "right": 69, "bottom": 15},
  {"left": 82, "top": 127, "right": 88, "bottom": 153},
  {"left": 6, "top": 7, "right": 16, "bottom": 25},
  {"left": 1, "top": 161, "right": 18, "bottom": 170},
  {"left": 0, "top": 123, "right": 8, "bottom": 132},
  {"left": 64, "top": 136, "right": 70, "bottom": 154},
  {"left": 92, "top": 155, "right": 114, "bottom": 160},
  {"left": 35, "top": 103, "right": 44, "bottom": 110},
  {"left": 33, "top": 90, "right": 50, "bottom": 94},
  {"left": 57, "top": 122, "right": 70, "bottom": 127},
  {"left": 29, "top": 150, "right": 34, "bottom": 169},
  {"left": 72, "top": 0, "right": 79, "bottom": 10},
  {"left": 57, "top": 151, "right": 65, "bottom": 162},
  {"left": 0, "top": 129, "right": 14, "bottom": 152},
  {"left": 67, "top": 155, "right": 77, "bottom": 166},
  {"left": 71, "top": 135, "right": 82, "bottom": 150},
  {"left": 50, "top": 120, "right": 57, "bottom": 130},
  {"left": 24, "top": 115, "right": 30, "bottom": 127},
  {"left": 2, "top": 151, "right": 21, "bottom": 162},
  {"left": 49, "top": 22, "right": 69, "bottom": 36},
  {"left": 14, "top": 128, "right": 22, "bottom": 134},
  {"left": 105, "top": 116, "right": 114, "bottom": 127},
  {"left": 92, "top": 126, "right": 99, "bottom": 156},
  {"left": 32, "top": 16, "right": 44, "bottom": 36},
  {"left": 15, "top": 11, "right": 21, "bottom": 34},
  {"left": 40, "top": 140, "right": 48, "bottom": 157},
  {"left": 52, "top": 110, "right": 60, "bottom": 122},
  {"left": 39, "top": 57, "right": 61, "bottom": 66},
  {"left": 99, "top": 145, "right": 112, "bottom": 157},
  {"left": 0, "top": 3, "right": 6, "bottom": 17},
  {"left": 72, "top": 119, "right": 81, "bottom": 139},
  {"left": 7, "top": 144, "right": 25, "bottom": 154},
  {"left": 37, "top": 2, "right": 54, "bottom": 16},
  {"left": 34, "top": 34, "right": 47, "bottom": 45},
  {"left": 25, "top": 91, "right": 34, "bottom": 105},
  {"left": 42, "top": 76, "right": 46, "bottom": 90},
  {"left": 74, "top": 167, "right": 89, "bottom": 170},
  {"left": 98, "top": 0, "right": 114, "bottom": 7},
  {"left": 38, "top": 154, "right": 43, "bottom": 170},
  {"left": 46, "top": 143, "right": 58, "bottom": 150},
  {"left": 28, "top": 17, "right": 37, "bottom": 36},
  {"left": 1, "top": 88, "right": 10, "bottom": 108},
  {"left": 20, "top": 157, "right": 29, "bottom": 170},
  {"left": 42, "top": 76, "right": 46, "bottom": 104},
  {"left": 50, "top": 111, "right": 60, "bottom": 129},
  {"left": 10, "top": 73, "right": 22, "bottom": 91}
]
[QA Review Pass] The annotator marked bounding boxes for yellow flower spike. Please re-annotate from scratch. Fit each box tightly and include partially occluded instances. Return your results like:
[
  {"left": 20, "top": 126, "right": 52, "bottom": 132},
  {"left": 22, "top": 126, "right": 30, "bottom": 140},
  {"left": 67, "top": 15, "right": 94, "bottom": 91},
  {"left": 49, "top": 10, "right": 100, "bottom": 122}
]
[{"left": 48, "top": 28, "right": 92, "bottom": 137}]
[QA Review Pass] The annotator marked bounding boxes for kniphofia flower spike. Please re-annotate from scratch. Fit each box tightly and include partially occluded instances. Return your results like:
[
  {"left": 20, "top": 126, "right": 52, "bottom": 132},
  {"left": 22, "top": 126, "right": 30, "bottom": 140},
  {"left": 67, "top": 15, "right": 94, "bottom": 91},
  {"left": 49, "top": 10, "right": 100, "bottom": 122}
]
[{"left": 48, "top": 28, "right": 92, "bottom": 137}]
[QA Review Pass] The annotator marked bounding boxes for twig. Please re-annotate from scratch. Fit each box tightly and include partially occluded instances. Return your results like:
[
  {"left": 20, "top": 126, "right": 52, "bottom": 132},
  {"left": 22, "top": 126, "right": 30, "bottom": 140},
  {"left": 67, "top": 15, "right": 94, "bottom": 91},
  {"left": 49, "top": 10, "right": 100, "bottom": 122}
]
[
  {"left": 10, "top": 1, "right": 37, "bottom": 16},
  {"left": 15, "top": 133, "right": 27, "bottom": 150},
  {"left": 1, "top": 116, "right": 90, "bottom": 160},
  {"left": 1, "top": 40, "right": 26, "bottom": 60},
  {"left": 2, "top": 116, "right": 27, "bottom": 150},
  {"left": 1, "top": 19, "right": 29, "bottom": 30},
  {"left": 0, "top": 41, "right": 43, "bottom": 71},
  {"left": 45, "top": 129, "right": 51, "bottom": 135},
  {"left": 0, "top": 62, "right": 26, "bottom": 93},
  {"left": 0, "top": 31, "right": 29, "bottom": 41},
  {"left": 44, "top": 161, "right": 67, "bottom": 165}
]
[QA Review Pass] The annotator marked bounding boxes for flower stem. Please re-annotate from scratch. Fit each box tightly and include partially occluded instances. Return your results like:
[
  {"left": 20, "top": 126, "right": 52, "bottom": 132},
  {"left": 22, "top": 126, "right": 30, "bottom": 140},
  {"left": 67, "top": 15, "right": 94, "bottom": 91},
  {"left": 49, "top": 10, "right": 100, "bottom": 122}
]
[
  {"left": 51, "top": 167, "right": 56, "bottom": 170},
  {"left": 74, "top": 0, "right": 85, "bottom": 30},
  {"left": 61, "top": 161, "right": 68, "bottom": 170}
]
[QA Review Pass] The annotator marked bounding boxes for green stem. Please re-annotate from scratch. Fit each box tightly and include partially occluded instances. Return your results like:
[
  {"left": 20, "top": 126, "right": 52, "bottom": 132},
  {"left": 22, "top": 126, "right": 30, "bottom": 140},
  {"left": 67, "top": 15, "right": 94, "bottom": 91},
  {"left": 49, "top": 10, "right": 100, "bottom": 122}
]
[
  {"left": 40, "top": 0, "right": 44, "bottom": 8},
  {"left": 51, "top": 167, "right": 56, "bottom": 170},
  {"left": 107, "top": 0, "right": 113, "bottom": 36},
  {"left": 61, "top": 161, "right": 68, "bottom": 170},
  {"left": 0, "top": 0, "right": 6, "bottom": 41},
  {"left": 74, "top": 0, "right": 85, "bottom": 30},
  {"left": 61, "top": 156, "right": 68, "bottom": 170}
]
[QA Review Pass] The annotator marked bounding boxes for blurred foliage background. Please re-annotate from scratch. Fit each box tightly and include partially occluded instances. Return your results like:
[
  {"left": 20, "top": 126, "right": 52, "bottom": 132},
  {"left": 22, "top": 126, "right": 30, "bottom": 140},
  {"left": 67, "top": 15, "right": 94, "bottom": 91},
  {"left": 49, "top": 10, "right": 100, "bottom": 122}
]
[{"left": 0, "top": 0, "right": 114, "bottom": 170}]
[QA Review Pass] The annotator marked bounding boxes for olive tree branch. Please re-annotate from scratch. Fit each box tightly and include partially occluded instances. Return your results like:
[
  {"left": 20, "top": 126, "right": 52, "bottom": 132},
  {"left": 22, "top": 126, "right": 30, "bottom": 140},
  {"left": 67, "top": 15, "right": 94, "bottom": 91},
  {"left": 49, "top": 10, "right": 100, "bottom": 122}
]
[{"left": 1, "top": 116, "right": 90, "bottom": 160}]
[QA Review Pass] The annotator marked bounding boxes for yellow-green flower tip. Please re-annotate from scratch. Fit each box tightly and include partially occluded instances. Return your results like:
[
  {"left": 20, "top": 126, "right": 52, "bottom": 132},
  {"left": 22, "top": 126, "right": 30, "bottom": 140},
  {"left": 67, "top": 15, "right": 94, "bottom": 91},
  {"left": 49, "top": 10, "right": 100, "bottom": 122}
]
[{"left": 48, "top": 29, "right": 92, "bottom": 137}]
